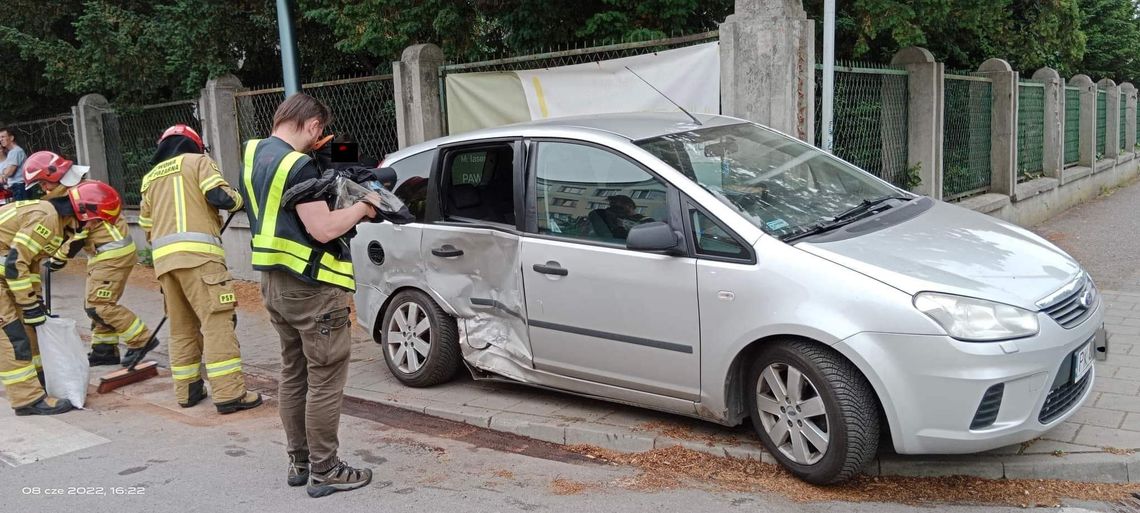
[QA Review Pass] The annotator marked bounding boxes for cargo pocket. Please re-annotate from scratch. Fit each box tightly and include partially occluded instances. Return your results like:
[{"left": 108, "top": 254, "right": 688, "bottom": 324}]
[
  {"left": 304, "top": 307, "right": 351, "bottom": 367},
  {"left": 202, "top": 270, "right": 237, "bottom": 313}
]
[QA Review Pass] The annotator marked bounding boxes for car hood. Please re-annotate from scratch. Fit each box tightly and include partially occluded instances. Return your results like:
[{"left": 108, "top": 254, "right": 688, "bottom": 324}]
[{"left": 796, "top": 200, "right": 1081, "bottom": 310}]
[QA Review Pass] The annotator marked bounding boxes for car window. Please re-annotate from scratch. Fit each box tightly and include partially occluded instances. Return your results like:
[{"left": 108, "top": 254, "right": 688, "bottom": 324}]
[
  {"left": 389, "top": 150, "right": 434, "bottom": 222},
  {"left": 534, "top": 142, "right": 669, "bottom": 244},
  {"left": 690, "top": 209, "right": 749, "bottom": 259},
  {"left": 442, "top": 144, "right": 517, "bottom": 225}
]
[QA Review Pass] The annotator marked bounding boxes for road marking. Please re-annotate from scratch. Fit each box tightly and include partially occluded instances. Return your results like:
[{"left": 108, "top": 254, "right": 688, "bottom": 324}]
[{"left": 0, "top": 398, "right": 109, "bottom": 467}]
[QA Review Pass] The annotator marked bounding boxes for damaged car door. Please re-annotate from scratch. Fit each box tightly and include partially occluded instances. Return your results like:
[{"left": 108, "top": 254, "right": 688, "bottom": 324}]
[{"left": 420, "top": 140, "right": 535, "bottom": 378}]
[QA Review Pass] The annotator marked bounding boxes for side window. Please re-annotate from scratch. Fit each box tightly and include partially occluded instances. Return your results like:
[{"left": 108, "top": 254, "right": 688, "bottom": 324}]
[
  {"left": 534, "top": 142, "right": 668, "bottom": 243},
  {"left": 442, "top": 144, "right": 517, "bottom": 225},
  {"left": 690, "top": 210, "right": 749, "bottom": 260},
  {"left": 389, "top": 151, "right": 434, "bottom": 222}
]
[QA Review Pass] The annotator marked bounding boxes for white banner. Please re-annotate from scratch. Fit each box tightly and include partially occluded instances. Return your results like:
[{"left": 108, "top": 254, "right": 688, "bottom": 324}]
[{"left": 514, "top": 41, "right": 720, "bottom": 121}]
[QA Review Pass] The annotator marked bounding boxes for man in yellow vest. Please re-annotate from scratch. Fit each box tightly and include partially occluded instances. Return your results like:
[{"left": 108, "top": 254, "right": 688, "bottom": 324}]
[
  {"left": 22, "top": 151, "right": 150, "bottom": 367},
  {"left": 139, "top": 124, "right": 261, "bottom": 412},
  {"left": 239, "top": 93, "right": 376, "bottom": 497},
  {"left": 0, "top": 181, "right": 117, "bottom": 414}
]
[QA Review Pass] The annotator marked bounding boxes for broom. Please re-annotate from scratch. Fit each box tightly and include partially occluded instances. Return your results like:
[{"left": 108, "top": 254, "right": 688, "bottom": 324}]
[{"left": 97, "top": 211, "right": 238, "bottom": 393}]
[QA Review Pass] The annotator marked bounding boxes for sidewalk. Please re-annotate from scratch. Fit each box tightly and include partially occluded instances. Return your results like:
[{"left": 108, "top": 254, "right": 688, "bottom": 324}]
[{"left": 44, "top": 255, "right": 1140, "bottom": 484}]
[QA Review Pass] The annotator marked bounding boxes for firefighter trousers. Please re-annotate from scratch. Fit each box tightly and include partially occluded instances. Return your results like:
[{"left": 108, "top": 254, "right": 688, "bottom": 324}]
[
  {"left": 157, "top": 261, "right": 246, "bottom": 404},
  {"left": 0, "top": 279, "right": 43, "bottom": 409},
  {"left": 86, "top": 264, "right": 150, "bottom": 350}
]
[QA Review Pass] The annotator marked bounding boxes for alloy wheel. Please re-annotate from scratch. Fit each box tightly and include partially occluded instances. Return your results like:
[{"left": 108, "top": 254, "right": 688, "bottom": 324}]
[
  {"left": 755, "top": 362, "right": 830, "bottom": 465},
  {"left": 386, "top": 301, "right": 432, "bottom": 373}
]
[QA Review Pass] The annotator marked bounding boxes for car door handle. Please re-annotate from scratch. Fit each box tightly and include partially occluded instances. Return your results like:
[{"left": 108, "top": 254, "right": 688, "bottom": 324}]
[
  {"left": 532, "top": 262, "right": 568, "bottom": 276},
  {"left": 431, "top": 245, "right": 464, "bottom": 258}
]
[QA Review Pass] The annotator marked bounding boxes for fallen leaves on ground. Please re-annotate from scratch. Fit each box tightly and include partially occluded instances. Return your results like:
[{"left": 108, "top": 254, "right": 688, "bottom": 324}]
[
  {"left": 564, "top": 444, "right": 1131, "bottom": 506},
  {"left": 550, "top": 478, "right": 592, "bottom": 495}
]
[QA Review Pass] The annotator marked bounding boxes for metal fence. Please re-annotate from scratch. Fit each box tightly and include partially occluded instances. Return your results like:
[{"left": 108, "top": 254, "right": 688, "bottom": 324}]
[
  {"left": 1097, "top": 89, "right": 1107, "bottom": 159},
  {"left": 236, "top": 75, "right": 399, "bottom": 163},
  {"left": 438, "top": 31, "right": 720, "bottom": 134},
  {"left": 943, "top": 74, "right": 993, "bottom": 199},
  {"left": 1064, "top": 87, "right": 1081, "bottom": 165},
  {"left": 1016, "top": 82, "right": 1045, "bottom": 182},
  {"left": 814, "top": 63, "right": 910, "bottom": 187},
  {"left": 103, "top": 100, "right": 200, "bottom": 207},
  {"left": 7, "top": 114, "right": 76, "bottom": 160},
  {"left": 1121, "top": 91, "right": 1128, "bottom": 151}
]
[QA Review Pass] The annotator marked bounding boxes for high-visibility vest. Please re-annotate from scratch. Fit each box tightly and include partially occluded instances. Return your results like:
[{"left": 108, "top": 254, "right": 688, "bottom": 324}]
[{"left": 240, "top": 138, "right": 355, "bottom": 291}]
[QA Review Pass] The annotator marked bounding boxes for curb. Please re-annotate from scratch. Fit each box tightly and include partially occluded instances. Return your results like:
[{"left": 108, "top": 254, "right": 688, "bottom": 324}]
[{"left": 343, "top": 385, "right": 1138, "bottom": 483}]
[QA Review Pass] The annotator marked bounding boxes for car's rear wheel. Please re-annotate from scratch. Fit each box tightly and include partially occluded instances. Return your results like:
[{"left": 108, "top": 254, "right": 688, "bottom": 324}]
[
  {"left": 379, "top": 290, "right": 461, "bottom": 387},
  {"left": 747, "top": 339, "right": 879, "bottom": 484}
]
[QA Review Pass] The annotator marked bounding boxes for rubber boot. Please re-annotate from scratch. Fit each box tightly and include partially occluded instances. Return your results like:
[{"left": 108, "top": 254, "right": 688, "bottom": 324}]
[
  {"left": 14, "top": 396, "right": 74, "bottom": 416},
  {"left": 215, "top": 391, "right": 263, "bottom": 414},
  {"left": 88, "top": 344, "right": 120, "bottom": 366},
  {"left": 179, "top": 379, "right": 208, "bottom": 408}
]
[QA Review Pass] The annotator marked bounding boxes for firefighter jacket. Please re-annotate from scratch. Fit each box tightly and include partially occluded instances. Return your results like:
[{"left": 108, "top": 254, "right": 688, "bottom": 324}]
[
  {"left": 138, "top": 153, "right": 242, "bottom": 278},
  {"left": 0, "top": 200, "right": 78, "bottom": 315}
]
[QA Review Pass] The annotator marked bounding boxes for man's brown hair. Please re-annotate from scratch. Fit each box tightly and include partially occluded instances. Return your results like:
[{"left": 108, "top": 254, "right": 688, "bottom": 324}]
[{"left": 272, "top": 93, "right": 332, "bottom": 131}]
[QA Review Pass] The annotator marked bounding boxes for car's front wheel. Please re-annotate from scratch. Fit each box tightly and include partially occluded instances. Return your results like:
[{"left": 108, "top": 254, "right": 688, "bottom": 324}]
[
  {"left": 378, "top": 290, "right": 461, "bottom": 387},
  {"left": 746, "top": 339, "right": 879, "bottom": 484}
]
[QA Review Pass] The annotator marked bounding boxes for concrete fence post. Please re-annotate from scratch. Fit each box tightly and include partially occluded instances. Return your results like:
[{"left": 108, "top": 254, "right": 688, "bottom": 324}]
[
  {"left": 1032, "top": 68, "right": 1063, "bottom": 179},
  {"left": 393, "top": 43, "right": 445, "bottom": 149},
  {"left": 720, "top": 0, "right": 815, "bottom": 141},
  {"left": 1122, "top": 83, "right": 1137, "bottom": 154},
  {"left": 890, "top": 47, "right": 943, "bottom": 198},
  {"left": 74, "top": 94, "right": 111, "bottom": 184},
  {"left": 199, "top": 74, "right": 244, "bottom": 186},
  {"left": 1100, "top": 78, "right": 1120, "bottom": 160},
  {"left": 977, "top": 59, "right": 1017, "bottom": 197},
  {"left": 1069, "top": 75, "right": 1097, "bottom": 168}
]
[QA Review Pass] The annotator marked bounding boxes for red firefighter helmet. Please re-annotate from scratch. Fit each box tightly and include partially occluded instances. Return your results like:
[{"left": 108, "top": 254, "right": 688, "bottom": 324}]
[
  {"left": 158, "top": 124, "right": 204, "bottom": 152},
  {"left": 68, "top": 181, "right": 122, "bottom": 222},
  {"left": 24, "top": 151, "right": 89, "bottom": 188}
]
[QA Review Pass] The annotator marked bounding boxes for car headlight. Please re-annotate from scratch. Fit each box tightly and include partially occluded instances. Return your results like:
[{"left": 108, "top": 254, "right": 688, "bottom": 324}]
[{"left": 913, "top": 292, "right": 1039, "bottom": 341}]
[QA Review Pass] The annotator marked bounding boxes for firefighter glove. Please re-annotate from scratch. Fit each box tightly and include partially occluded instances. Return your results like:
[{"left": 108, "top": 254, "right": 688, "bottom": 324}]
[{"left": 22, "top": 302, "right": 47, "bottom": 326}]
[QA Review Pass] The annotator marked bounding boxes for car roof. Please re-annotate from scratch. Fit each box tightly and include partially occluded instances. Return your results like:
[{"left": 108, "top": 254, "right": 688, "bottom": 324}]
[{"left": 383, "top": 112, "right": 748, "bottom": 164}]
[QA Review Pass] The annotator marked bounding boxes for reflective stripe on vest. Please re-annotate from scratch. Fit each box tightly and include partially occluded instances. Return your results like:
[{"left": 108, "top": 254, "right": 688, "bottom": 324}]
[{"left": 245, "top": 141, "right": 355, "bottom": 291}]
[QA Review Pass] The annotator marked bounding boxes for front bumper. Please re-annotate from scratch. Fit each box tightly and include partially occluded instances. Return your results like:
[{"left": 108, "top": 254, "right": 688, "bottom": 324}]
[{"left": 835, "top": 302, "right": 1103, "bottom": 455}]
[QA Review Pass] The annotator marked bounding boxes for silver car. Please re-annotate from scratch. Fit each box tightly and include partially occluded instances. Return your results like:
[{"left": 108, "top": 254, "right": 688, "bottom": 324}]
[{"left": 352, "top": 113, "right": 1107, "bottom": 484}]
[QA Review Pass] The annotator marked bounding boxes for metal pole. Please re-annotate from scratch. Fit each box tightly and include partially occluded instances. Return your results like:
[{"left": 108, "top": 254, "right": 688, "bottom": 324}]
[
  {"left": 276, "top": 0, "right": 302, "bottom": 97},
  {"left": 821, "top": 0, "right": 836, "bottom": 152}
]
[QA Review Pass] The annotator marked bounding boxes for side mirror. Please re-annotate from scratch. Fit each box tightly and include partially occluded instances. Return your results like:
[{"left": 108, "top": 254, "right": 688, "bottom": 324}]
[{"left": 626, "top": 222, "right": 682, "bottom": 252}]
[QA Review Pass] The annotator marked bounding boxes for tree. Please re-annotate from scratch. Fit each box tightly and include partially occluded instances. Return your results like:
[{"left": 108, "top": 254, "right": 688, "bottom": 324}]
[{"left": 1076, "top": 0, "right": 1140, "bottom": 82}]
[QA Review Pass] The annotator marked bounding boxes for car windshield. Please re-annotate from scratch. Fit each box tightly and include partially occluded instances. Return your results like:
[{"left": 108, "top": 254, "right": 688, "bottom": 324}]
[{"left": 636, "top": 123, "right": 908, "bottom": 239}]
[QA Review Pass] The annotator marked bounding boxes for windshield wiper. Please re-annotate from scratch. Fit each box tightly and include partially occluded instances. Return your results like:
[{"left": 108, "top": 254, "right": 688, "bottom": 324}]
[
  {"left": 831, "top": 195, "right": 913, "bottom": 223},
  {"left": 780, "top": 195, "right": 913, "bottom": 243}
]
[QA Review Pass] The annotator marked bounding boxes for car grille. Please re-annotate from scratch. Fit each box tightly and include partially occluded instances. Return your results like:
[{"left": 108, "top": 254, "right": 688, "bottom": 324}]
[
  {"left": 1039, "top": 370, "right": 1092, "bottom": 424},
  {"left": 970, "top": 383, "right": 1004, "bottom": 430},
  {"left": 1039, "top": 276, "right": 1098, "bottom": 329}
]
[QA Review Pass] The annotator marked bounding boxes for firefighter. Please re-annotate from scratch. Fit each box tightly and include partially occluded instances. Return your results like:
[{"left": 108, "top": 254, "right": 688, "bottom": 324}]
[
  {"left": 0, "top": 181, "right": 117, "bottom": 415},
  {"left": 21, "top": 152, "right": 148, "bottom": 367},
  {"left": 139, "top": 124, "right": 261, "bottom": 413},
  {"left": 239, "top": 93, "right": 376, "bottom": 497}
]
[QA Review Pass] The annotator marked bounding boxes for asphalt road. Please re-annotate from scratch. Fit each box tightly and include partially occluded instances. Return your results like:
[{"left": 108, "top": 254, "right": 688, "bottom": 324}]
[{"left": 0, "top": 384, "right": 1114, "bottom": 513}]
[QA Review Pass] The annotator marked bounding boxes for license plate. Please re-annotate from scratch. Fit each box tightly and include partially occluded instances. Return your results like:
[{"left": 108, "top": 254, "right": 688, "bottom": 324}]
[{"left": 1072, "top": 342, "right": 1094, "bottom": 383}]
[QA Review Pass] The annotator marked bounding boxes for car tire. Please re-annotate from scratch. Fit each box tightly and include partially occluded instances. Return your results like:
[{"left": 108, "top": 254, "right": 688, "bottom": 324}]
[
  {"left": 746, "top": 339, "right": 879, "bottom": 484},
  {"left": 378, "top": 290, "right": 461, "bottom": 387}
]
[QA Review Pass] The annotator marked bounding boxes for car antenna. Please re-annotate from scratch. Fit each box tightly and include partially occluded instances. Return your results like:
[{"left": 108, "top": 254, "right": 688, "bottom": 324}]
[{"left": 624, "top": 66, "right": 702, "bottom": 126}]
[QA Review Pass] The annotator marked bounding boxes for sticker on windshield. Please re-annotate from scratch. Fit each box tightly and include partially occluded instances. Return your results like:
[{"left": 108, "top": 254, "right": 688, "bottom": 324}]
[{"left": 766, "top": 219, "right": 790, "bottom": 231}]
